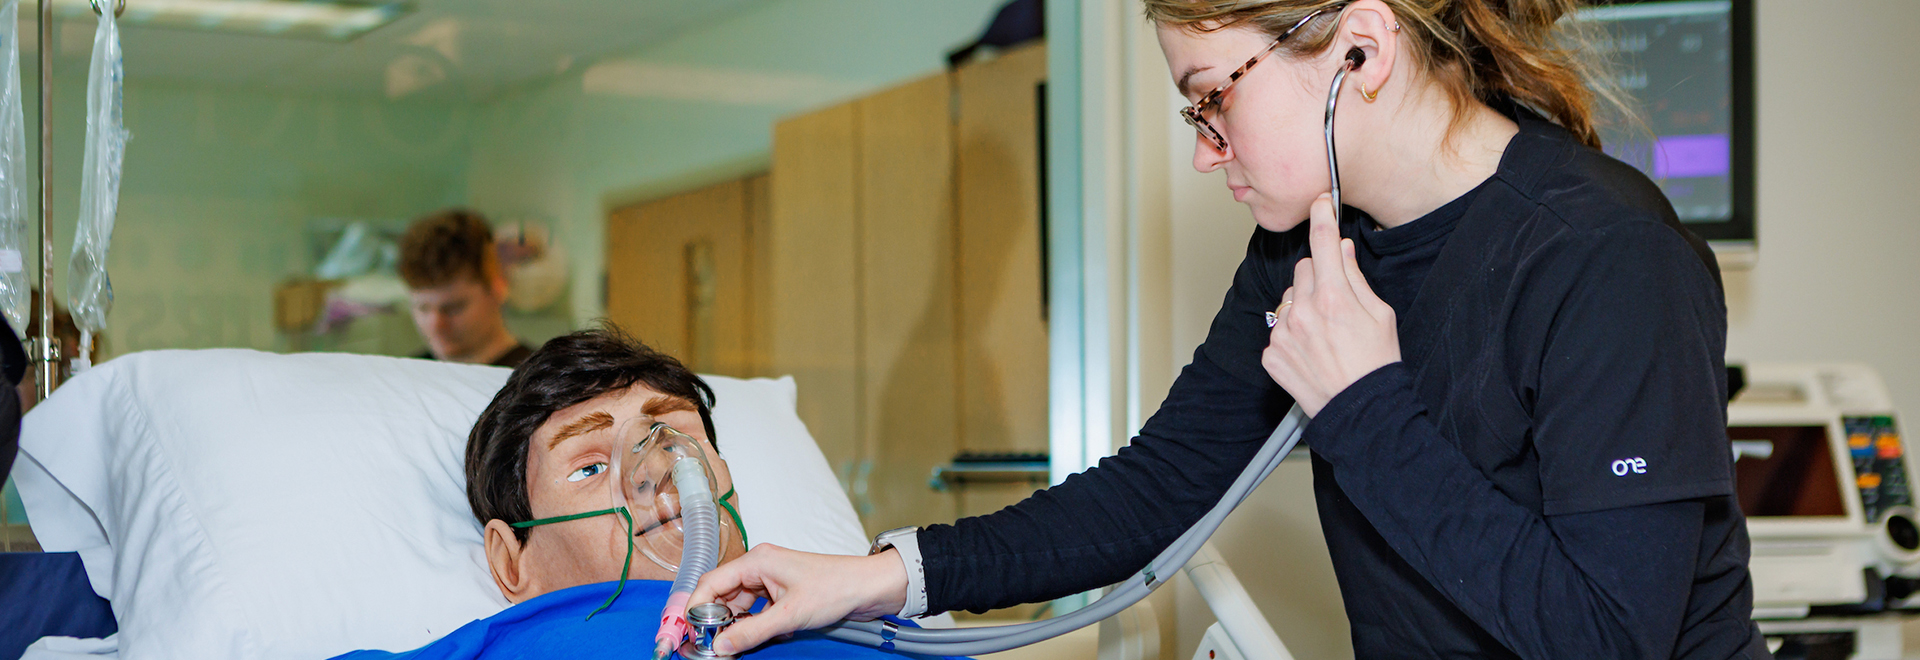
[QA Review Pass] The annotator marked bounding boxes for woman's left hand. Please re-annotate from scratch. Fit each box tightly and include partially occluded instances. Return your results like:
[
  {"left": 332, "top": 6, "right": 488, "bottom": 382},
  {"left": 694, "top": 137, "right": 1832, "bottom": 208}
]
[{"left": 1263, "top": 193, "right": 1402, "bottom": 416}]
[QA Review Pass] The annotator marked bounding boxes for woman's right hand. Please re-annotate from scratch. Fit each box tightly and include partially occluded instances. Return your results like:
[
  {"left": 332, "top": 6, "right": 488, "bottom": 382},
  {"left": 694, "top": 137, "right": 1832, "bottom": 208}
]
[{"left": 689, "top": 544, "right": 910, "bottom": 656}]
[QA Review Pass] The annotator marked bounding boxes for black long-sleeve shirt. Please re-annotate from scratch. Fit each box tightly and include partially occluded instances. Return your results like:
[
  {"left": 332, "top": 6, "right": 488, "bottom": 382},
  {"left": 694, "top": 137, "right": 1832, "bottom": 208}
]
[{"left": 918, "top": 109, "right": 1770, "bottom": 658}]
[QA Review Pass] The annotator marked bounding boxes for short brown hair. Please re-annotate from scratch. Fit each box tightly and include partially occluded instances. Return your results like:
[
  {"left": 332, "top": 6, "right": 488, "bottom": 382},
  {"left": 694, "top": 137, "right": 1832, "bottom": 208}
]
[
  {"left": 1143, "top": 0, "right": 1622, "bottom": 149},
  {"left": 398, "top": 208, "right": 499, "bottom": 289}
]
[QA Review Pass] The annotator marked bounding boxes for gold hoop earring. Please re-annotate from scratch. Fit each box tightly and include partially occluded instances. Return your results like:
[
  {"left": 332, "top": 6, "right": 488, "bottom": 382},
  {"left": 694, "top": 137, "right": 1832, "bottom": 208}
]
[{"left": 1359, "top": 82, "right": 1380, "bottom": 102}]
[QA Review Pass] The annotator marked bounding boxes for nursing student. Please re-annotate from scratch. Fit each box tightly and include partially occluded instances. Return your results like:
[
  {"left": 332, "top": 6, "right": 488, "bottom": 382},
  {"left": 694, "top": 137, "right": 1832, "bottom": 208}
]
[{"left": 696, "top": 0, "right": 1767, "bottom": 657}]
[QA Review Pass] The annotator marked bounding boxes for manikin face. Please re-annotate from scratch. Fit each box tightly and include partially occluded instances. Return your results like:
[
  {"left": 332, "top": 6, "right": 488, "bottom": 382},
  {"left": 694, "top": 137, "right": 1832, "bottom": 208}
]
[
  {"left": 486, "top": 383, "right": 746, "bottom": 603},
  {"left": 408, "top": 276, "right": 505, "bottom": 362},
  {"left": 1160, "top": 22, "right": 1344, "bottom": 233}
]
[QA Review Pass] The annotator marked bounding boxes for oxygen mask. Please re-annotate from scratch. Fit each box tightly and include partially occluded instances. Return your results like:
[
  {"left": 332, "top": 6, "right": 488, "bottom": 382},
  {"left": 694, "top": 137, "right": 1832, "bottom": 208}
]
[{"left": 611, "top": 419, "right": 742, "bottom": 573}]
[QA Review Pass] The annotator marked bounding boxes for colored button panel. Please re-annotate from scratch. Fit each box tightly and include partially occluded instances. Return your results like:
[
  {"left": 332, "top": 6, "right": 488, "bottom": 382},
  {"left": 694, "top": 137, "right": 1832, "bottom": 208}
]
[
  {"left": 1849, "top": 416, "right": 1911, "bottom": 524},
  {"left": 1854, "top": 434, "right": 1877, "bottom": 458},
  {"left": 1881, "top": 437, "right": 1905, "bottom": 459}
]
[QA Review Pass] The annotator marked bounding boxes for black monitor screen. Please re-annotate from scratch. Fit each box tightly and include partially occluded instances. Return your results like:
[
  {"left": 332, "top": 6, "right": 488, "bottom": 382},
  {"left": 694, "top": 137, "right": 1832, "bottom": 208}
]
[
  {"left": 1731, "top": 425, "right": 1848, "bottom": 518},
  {"left": 1578, "top": 1, "right": 1754, "bottom": 243}
]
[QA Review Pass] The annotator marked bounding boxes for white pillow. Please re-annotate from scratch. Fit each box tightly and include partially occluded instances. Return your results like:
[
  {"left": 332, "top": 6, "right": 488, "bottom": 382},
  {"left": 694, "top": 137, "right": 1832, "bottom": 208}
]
[
  {"left": 709, "top": 375, "right": 871, "bottom": 558},
  {"left": 12, "top": 349, "right": 869, "bottom": 660}
]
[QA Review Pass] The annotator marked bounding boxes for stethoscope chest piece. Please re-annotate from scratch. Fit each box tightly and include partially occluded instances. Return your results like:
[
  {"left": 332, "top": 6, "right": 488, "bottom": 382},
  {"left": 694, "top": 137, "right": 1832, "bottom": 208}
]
[{"left": 680, "top": 603, "right": 737, "bottom": 659}]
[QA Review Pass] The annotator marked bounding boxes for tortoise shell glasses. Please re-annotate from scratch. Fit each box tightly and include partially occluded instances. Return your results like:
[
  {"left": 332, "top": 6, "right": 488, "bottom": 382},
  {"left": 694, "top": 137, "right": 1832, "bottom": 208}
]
[{"left": 1178, "top": 6, "right": 1336, "bottom": 152}]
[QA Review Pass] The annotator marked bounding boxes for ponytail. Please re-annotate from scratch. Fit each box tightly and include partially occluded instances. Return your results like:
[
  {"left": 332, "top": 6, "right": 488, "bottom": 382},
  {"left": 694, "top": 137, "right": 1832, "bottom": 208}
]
[{"left": 1440, "top": 0, "right": 1606, "bottom": 148}]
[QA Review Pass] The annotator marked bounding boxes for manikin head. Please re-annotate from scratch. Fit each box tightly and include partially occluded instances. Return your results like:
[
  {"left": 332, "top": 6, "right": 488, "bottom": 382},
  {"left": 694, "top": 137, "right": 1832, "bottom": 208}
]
[
  {"left": 1147, "top": 0, "right": 1608, "bottom": 231},
  {"left": 399, "top": 209, "right": 514, "bottom": 363},
  {"left": 466, "top": 327, "right": 747, "bottom": 603}
]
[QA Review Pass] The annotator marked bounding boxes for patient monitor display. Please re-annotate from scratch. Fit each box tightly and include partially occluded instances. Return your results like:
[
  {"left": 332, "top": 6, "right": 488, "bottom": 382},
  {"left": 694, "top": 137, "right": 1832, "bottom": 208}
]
[
  {"left": 1580, "top": 0, "right": 1754, "bottom": 243},
  {"left": 1733, "top": 425, "right": 1847, "bottom": 519}
]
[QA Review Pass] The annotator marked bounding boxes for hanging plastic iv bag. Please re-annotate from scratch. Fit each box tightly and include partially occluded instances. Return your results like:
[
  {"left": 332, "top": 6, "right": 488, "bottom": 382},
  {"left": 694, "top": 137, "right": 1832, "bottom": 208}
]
[
  {"left": 66, "top": 4, "right": 128, "bottom": 372},
  {"left": 0, "top": 0, "right": 28, "bottom": 334}
]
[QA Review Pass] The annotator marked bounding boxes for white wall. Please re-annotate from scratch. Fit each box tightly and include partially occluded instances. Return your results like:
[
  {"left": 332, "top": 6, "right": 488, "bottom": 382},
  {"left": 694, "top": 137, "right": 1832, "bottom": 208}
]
[
  {"left": 50, "top": 77, "right": 471, "bottom": 356},
  {"left": 1145, "top": 0, "right": 1920, "bottom": 657},
  {"left": 1724, "top": 0, "right": 1920, "bottom": 421}
]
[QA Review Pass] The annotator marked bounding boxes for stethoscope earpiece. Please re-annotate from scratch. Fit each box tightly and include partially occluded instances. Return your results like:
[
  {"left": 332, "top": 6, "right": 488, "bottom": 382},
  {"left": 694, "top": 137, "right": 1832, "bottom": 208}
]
[{"left": 1325, "top": 48, "right": 1365, "bottom": 227}]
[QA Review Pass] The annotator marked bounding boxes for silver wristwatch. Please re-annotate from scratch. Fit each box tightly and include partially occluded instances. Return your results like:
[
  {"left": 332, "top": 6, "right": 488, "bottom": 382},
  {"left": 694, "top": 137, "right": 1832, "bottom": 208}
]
[
  {"left": 870, "top": 526, "right": 919, "bottom": 555},
  {"left": 870, "top": 526, "right": 929, "bottom": 617}
]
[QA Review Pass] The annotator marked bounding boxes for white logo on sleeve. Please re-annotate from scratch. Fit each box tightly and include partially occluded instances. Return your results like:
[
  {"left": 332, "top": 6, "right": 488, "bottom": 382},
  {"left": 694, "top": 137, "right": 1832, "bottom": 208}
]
[{"left": 1611, "top": 457, "right": 1648, "bottom": 476}]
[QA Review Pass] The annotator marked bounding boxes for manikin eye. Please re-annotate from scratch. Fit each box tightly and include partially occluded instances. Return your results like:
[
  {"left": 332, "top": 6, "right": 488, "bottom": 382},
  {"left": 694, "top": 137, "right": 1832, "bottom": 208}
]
[{"left": 567, "top": 462, "right": 608, "bottom": 483}]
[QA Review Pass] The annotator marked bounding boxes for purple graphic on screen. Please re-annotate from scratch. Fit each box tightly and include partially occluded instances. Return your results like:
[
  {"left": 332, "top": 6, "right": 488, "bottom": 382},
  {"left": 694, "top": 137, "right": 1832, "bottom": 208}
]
[{"left": 1653, "top": 134, "right": 1730, "bottom": 179}]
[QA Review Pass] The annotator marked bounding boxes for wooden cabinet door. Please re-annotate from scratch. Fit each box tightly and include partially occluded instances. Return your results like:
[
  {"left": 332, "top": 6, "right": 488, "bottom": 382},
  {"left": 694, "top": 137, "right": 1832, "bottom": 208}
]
[
  {"left": 955, "top": 44, "right": 1051, "bottom": 519},
  {"left": 950, "top": 44, "right": 1053, "bottom": 621},
  {"left": 766, "top": 102, "right": 865, "bottom": 497},
  {"left": 606, "top": 175, "right": 767, "bottom": 377},
  {"left": 754, "top": 45, "right": 1050, "bottom": 536},
  {"left": 857, "top": 74, "right": 961, "bottom": 535}
]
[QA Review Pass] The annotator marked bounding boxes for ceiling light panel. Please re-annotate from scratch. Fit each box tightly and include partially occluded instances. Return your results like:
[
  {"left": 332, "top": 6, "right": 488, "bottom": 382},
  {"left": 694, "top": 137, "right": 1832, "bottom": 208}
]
[{"left": 51, "top": 0, "right": 411, "bottom": 41}]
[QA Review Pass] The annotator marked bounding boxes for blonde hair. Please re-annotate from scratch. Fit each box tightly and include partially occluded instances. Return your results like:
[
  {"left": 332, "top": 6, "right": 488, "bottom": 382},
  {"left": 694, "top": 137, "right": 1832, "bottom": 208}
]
[{"left": 1144, "top": 0, "right": 1622, "bottom": 149}]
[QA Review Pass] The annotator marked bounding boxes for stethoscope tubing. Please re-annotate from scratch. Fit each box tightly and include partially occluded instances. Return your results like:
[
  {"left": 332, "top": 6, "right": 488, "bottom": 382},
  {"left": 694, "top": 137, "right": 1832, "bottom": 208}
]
[
  {"left": 815, "top": 406, "right": 1308, "bottom": 654},
  {"left": 1326, "top": 62, "right": 1351, "bottom": 226}
]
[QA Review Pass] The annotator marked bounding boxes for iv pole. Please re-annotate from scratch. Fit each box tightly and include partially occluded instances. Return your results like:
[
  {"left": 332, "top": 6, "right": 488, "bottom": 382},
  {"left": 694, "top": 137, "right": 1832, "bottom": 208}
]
[{"left": 34, "top": 0, "right": 58, "bottom": 400}]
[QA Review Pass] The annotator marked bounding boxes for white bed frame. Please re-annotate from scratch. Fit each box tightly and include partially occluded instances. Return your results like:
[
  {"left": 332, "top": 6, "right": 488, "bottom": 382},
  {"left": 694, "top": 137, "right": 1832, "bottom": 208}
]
[{"left": 1095, "top": 542, "right": 1293, "bottom": 660}]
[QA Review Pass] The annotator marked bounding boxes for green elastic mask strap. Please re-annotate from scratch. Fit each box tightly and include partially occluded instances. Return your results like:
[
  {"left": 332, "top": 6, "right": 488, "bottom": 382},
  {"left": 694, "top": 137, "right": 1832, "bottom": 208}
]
[
  {"left": 587, "top": 507, "right": 635, "bottom": 621},
  {"left": 719, "top": 487, "right": 749, "bottom": 550},
  {"left": 510, "top": 506, "right": 625, "bottom": 529},
  {"left": 509, "top": 506, "right": 634, "bottom": 621}
]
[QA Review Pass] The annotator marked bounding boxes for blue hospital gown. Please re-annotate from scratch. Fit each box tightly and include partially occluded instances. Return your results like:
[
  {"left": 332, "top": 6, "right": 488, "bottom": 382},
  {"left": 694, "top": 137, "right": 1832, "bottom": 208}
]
[{"left": 330, "top": 580, "right": 963, "bottom": 660}]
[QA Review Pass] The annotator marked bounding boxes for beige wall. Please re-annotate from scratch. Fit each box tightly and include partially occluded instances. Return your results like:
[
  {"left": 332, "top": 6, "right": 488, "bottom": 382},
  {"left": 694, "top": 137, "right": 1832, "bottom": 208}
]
[{"left": 1148, "top": 0, "right": 1920, "bottom": 657}]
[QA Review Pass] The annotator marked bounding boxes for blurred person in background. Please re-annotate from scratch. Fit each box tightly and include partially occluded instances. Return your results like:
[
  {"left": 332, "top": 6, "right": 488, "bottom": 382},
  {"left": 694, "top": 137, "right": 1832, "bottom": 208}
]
[{"left": 399, "top": 209, "right": 533, "bottom": 368}]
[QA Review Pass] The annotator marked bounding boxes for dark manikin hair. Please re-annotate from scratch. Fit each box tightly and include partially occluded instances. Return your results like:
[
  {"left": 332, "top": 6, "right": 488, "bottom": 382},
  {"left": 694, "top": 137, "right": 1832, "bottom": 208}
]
[{"left": 466, "top": 325, "right": 716, "bottom": 541}]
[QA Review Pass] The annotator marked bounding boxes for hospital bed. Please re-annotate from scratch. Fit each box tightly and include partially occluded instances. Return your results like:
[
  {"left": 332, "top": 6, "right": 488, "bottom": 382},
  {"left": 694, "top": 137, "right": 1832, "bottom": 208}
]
[
  {"left": 7, "top": 349, "right": 899, "bottom": 658},
  {"left": 6, "top": 349, "right": 1288, "bottom": 660}
]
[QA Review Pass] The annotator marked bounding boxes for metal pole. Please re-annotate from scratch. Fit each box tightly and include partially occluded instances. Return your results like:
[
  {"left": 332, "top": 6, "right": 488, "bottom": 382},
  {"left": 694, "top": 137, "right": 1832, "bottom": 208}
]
[{"left": 35, "top": 0, "right": 56, "bottom": 399}]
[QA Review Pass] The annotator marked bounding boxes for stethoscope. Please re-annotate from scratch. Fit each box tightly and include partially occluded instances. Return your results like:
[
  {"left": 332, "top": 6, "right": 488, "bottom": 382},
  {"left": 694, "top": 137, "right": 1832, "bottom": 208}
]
[
  {"left": 716, "top": 45, "right": 1380, "bottom": 660},
  {"left": 1269, "top": 47, "right": 1367, "bottom": 331},
  {"left": 804, "top": 47, "right": 1382, "bottom": 658},
  {"left": 1326, "top": 47, "right": 1366, "bottom": 228}
]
